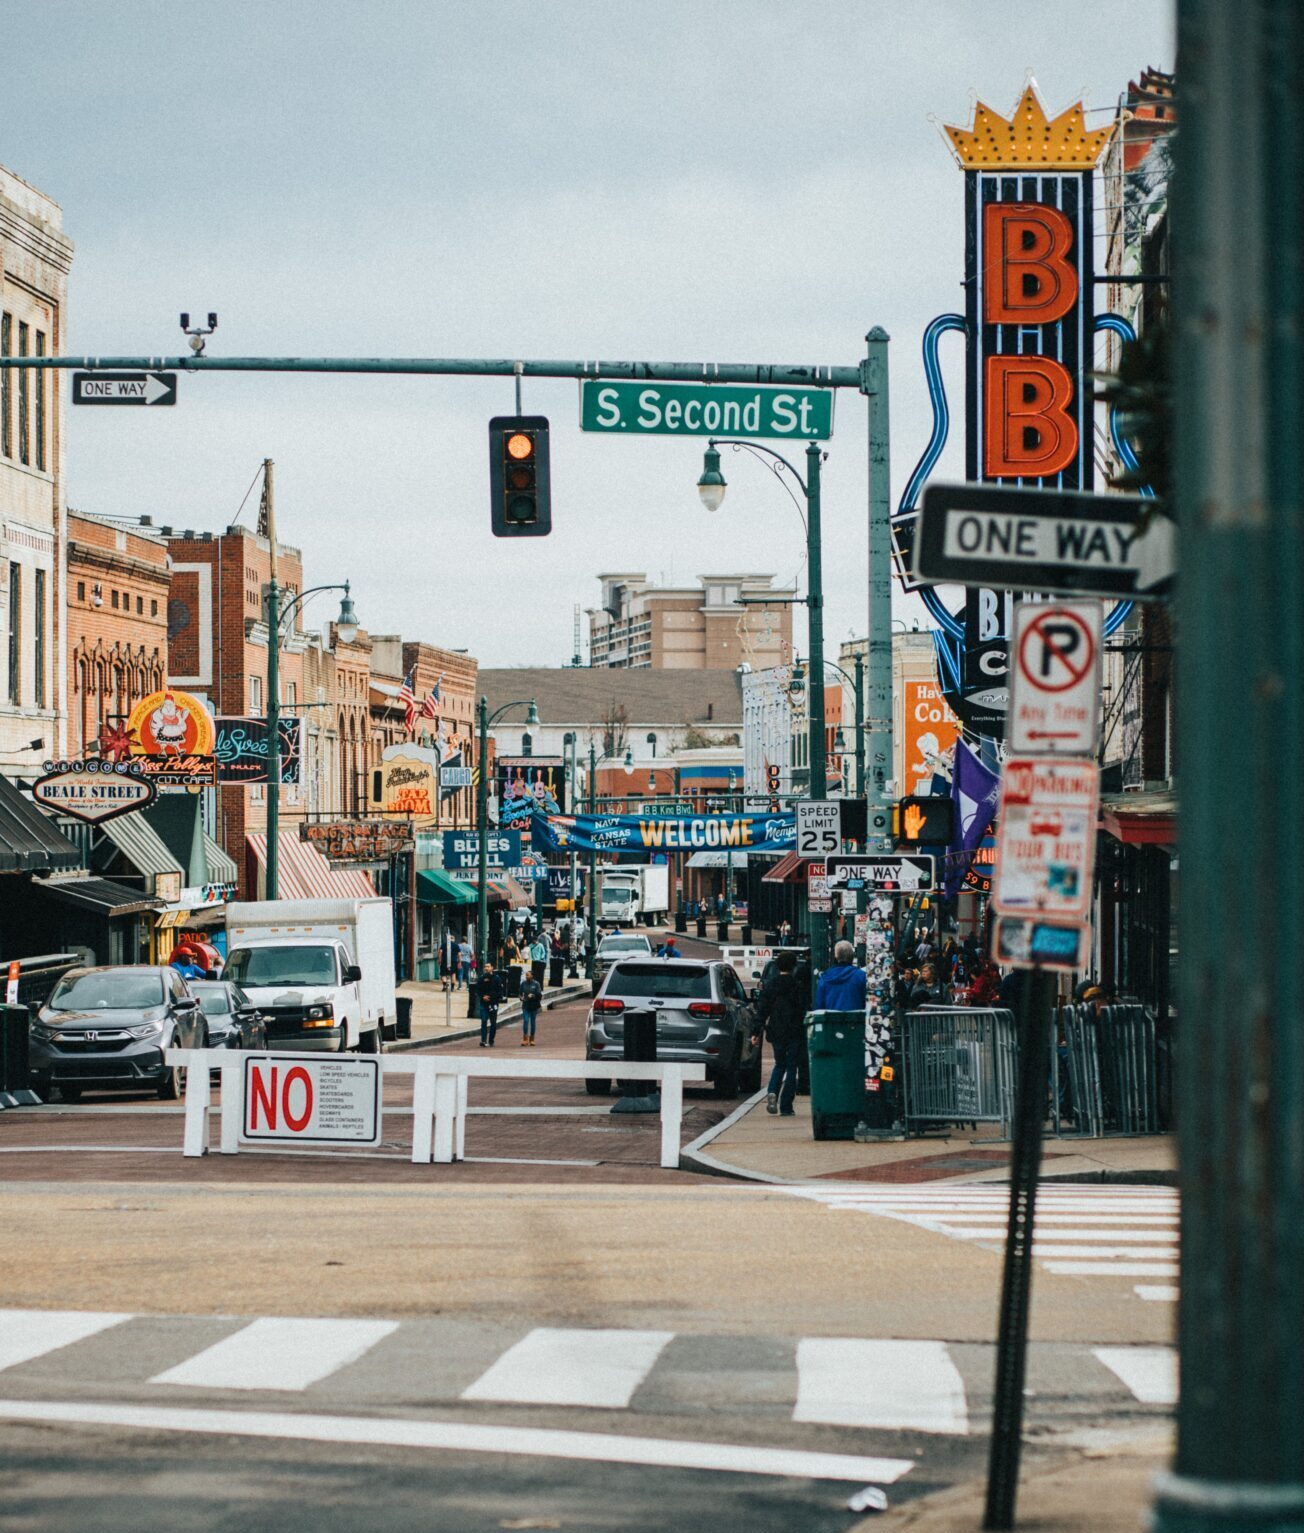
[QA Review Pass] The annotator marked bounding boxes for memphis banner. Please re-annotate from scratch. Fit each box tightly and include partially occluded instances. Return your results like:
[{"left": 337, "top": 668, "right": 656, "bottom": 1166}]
[{"left": 530, "top": 809, "right": 796, "bottom": 856}]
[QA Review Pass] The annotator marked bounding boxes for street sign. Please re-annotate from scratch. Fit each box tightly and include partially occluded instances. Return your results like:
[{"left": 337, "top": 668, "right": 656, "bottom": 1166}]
[
  {"left": 1007, "top": 600, "right": 1103, "bottom": 757},
  {"left": 580, "top": 380, "right": 834, "bottom": 441},
  {"left": 637, "top": 799, "right": 692, "bottom": 817},
  {"left": 440, "top": 765, "right": 473, "bottom": 788},
  {"left": 241, "top": 1055, "right": 381, "bottom": 1146},
  {"left": 32, "top": 760, "right": 157, "bottom": 823},
  {"left": 806, "top": 860, "right": 832, "bottom": 913},
  {"left": 72, "top": 371, "right": 177, "bottom": 407},
  {"left": 992, "top": 757, "right": 1099, "bottom": 920},
  {"left": 826, "top": 855, "right": 936, "bottom": 892},
  {"left": 993, "top": 914, "right": 1091, "bottom": 972},
  {"left": 915, "top": 483, "right": 1174, "bottom": 601},
  {"left": 796, "top": 800, "right": 841, "bottom": 856}
]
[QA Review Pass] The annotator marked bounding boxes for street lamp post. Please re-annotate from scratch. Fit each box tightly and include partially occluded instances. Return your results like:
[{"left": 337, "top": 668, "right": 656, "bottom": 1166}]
[
  {"left": 699, "top": 439, "right": 828, "bottom": 977},
  {"left": 261, "top": 458, "right": 359, "bottom": 901},
  {"left": 475, "top": 696, "right": 538, "bottom": 972}
]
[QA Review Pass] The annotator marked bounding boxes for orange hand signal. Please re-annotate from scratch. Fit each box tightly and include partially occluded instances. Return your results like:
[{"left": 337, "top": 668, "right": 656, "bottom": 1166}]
[{"left": 903, "top": 803, "right": 925, "bottom": 841}]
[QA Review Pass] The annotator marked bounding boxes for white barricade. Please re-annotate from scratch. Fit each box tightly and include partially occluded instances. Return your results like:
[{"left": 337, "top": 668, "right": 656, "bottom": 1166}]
[{"left": 166, "top": 1050, "right": 705, "bottom": 1170}]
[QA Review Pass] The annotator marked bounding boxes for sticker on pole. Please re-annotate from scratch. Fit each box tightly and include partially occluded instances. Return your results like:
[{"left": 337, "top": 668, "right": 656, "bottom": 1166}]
[
  {"left": 240, "top": 1055, "right": 382, "bottom": 1146},
  {"left": 993, "top": 914, "right": 1090, "bottom": 972},
  {"left": 992, "top": 757, "right": 1099, "bottom": 920},
  {"left": 1007, "top": 600, "right": 1103, "bottom": 756}
]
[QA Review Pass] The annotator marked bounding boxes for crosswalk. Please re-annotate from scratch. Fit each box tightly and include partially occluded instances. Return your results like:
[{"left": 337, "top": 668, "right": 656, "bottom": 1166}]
[
  {"left": 781, "top": 1183, "right": 1180, "bottom": 1300},
  {"left": 0, "top": 1308, "right": 1177, "bottom": 1431}
]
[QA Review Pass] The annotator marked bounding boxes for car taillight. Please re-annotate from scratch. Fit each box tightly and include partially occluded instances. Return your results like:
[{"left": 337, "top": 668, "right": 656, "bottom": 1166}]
[
  {"left": 687, "top": 1002, "right": 727, "bottom": 1018},
  {"left": 593, "top": 998, "right": 625, "bottom": 1014}
]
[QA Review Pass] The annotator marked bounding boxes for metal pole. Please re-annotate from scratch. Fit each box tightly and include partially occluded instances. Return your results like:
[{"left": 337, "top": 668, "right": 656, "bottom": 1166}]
[
  {"left": 263, "top": 459, "right": 280, "bottom": 902},
  {"left": 854, "top": 653, "right": 866, "bottom": 799},
  {"left": 864, "top": 329, "right": 895, "bottom": 851},
  {"left": 805, "top": 442, "right": 828, "bottom": 981},
  {"left": 1153, "top": 4, "right": 1304, "bottom": 1529},
  {"left": 475, "top": 696, "right": 489, "bottom": 971},
  {"left": 586, "top": 743, "right": 598, "bottom": 980}
]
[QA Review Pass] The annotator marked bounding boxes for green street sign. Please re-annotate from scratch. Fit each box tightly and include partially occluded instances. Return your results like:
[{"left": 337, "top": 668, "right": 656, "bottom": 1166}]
[{"left": 580, "top": 380, "right": 834, "bottom": 440}]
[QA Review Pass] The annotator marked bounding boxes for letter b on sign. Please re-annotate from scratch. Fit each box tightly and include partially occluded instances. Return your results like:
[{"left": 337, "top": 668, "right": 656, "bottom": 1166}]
[
  {"left": 984, "top": 356, "right": 1078, "bottom": 479},
  {"left": 983, "top": 203, "right": 1077, "bottom": 325}
]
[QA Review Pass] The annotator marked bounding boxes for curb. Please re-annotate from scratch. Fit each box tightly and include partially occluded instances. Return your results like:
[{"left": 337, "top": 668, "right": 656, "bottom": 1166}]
[
  {"left": 389, "top": 982, "right": 592, "bottom": 1053},
  {"left": 678, "top": 1089, "right": 783, "bottom": 1180}
]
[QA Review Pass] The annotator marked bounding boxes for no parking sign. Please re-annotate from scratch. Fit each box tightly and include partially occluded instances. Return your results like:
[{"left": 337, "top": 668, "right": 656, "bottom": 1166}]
[{"left": 1007, "top": 600, "right": 1103, "bottom": 756}]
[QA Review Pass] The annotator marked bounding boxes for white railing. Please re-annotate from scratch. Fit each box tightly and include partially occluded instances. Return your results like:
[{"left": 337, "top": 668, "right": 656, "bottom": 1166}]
[{"left": 165, "top": 1050, "right": 705, "bottom": 1169}]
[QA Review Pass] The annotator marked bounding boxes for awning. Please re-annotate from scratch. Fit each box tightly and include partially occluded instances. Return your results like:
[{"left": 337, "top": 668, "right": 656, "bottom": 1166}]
[
  {"left": 685, "top": 850, "right": 752, "bottom": 870},
  {"left": 246, "top": 832, "right": 377, "bottom": 900},
  {"left": 416, "top": 868, "right": 477, "bottom": 906},
  {"left": 155, "top": 908, "right": 191, "bottom": 931},
  {"left": 487, "top": 876, "right": 532, "bottom": 909},
  {"left": 762, "top": 852, "right": 806, "bottom": 884},
  {"left": 1101, "top": 790, "right": 1177, "bottom": 847},
  {"left": 203, "top": 833, "right": 238, "bottom": 885},
  {"left": 98, "top": 812, "right": 185, "bottom": 882},
  {"left": 0, "top": 774, "right": 80, "bottom": 874},
  {"left": 32, "top": 877, "right": 163, "bottom": 918}
]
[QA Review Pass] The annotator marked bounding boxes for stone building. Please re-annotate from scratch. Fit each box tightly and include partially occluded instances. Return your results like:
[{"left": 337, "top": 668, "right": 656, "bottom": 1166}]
[
  {"left": 587, "top": 572, "right": 793, "bottom": 670},
  {"left": 0, "top": 162, "right": 73, "bottom": 768}
]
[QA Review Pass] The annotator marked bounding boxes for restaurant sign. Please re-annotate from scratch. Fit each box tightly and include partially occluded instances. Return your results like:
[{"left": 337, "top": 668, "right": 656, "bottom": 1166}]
[{"left": 301, "top": 819, "right": 414, "bottom": 864}]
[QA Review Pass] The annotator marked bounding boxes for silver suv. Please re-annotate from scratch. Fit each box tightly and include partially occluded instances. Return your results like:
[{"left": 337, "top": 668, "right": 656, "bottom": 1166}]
[
  {"left": 590, "top": 931, "right": 653, "bottom": 994},
  {"left": 585, "top": 957, "right": 761, "bottom": 1099}
]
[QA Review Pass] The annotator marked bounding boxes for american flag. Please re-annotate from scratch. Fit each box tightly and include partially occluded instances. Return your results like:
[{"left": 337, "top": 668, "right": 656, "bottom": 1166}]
[
  {"left": 398, "top": 669, "right": 417, "bottom": 733},
  {"left": 420, "top": 673, "right": 443, "bottom": 720}
]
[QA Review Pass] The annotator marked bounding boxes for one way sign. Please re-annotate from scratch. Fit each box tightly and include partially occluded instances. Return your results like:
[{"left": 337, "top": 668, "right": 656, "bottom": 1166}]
[
  {"left": 826, "top": 855, "right": 936, "bottom": 893},
  {"left": 915, "top": 483, "right": 1174, "bottom": 601},
  {"left": 72, "top": 372, "right": 177, "bottom": 407}
]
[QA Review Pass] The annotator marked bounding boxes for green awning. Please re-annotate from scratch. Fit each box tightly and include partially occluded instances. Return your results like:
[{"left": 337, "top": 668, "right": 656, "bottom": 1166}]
[{"left": 416, "top": 868, "right": 478, "bottom": 906}]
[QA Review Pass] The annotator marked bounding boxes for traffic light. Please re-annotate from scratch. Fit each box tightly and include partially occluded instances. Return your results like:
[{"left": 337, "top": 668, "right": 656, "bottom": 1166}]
[
  {"left": 489, "top": 415, "right": 551, "bottom": 537},
  {"left": 897, "top": 795, "right": 955, "bottom": 846}
]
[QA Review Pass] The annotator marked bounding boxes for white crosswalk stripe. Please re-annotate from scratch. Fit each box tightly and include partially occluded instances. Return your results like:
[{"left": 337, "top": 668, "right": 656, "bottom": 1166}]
[
  {"left": 0, "top": 1310, "right": 1177, "bottom": 1424},
  {"left": 781, "top": 1183, "right": 1181, "bottom": 1295}
]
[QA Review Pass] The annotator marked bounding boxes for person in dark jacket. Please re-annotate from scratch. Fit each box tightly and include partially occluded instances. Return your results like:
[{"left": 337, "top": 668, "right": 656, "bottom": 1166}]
[
  {"left": 909, "top": 961, "right": 944, "bottom": 1008},
  {"left": 478, "top": 962, "right": 505, "bottom": 1047},
  {"left": 752, "top": 951, "right": 806, "bottom": 1116},
  {"left": 814, "top": 941, "right": 868, "bottom": 1010},
  {"left": 519, "top": 973, "right": 543, "bottom": 1046}
]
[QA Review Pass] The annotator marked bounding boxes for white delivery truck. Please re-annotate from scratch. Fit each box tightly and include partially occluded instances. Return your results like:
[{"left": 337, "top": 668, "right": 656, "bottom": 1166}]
[
  {"left": 223, "top": 899, "right": 397, "bottom": 1053},
  {"left": 597, "top": 864, "right": 671, "bottom": 927}
]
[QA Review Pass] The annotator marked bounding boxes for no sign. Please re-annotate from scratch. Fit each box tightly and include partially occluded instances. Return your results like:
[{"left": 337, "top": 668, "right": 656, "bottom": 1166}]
[{"left": 240, "top": 1055, "right": 382, "bottom": 1146}]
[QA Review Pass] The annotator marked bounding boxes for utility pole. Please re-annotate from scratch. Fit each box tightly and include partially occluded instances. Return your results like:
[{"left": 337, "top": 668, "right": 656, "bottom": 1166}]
[
  {"left": 586, "top": 742, "right": 598, "bottom": 980},
  {"left": 1152, "top": 5, "right": 1304, "bottom": 1530},
  {"left": 864, "top": 330, "right": 895, "bottom": 851},
  {"left": 475, "top": 697, "right": 490, "bottom": 970},
  {"left": 263, "top": 459, "right": 281, "bottom": 901}
]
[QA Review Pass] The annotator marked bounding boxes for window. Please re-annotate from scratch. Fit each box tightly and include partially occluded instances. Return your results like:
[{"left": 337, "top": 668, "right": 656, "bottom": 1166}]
[
  {"left": 150, "top": 599, "right": 158, "bottom": 617},
  {"left": 111, "top": 589, "right": 119, "bottom": 609},
  {"left": 121, "top": 590, "right": 128, "bottom": 608},
  {"left": 136, "top": 595, "right": 143, "bottom": 615},
  {"left": 77, "top": 582, "right": 85, "bottom": 602},
  {"left": 33, "top": 569, "right": 45, "bottom": 708},
  {"left": 35, "top": 331, "right": 45, "bottom": 471},
  {"left": 7, "top": 563, "right": 20, "bottom": 705},
  {"left": 249, "top": 675, "right": 263, "bottom": 714},
  {"left": 1, "top": 312, "right": 10, "bottom": 458},
  {"left": 17, "top": 322, "right": 29, "bottom": 465},
  {"left": 286, "top": 681, "right": 297, "bottom": 706}
]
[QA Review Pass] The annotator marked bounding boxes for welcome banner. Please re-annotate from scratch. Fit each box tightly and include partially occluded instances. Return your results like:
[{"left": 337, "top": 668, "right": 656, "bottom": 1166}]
[{"left": 530, "top": 808, "right": 795, "bottom": 856}]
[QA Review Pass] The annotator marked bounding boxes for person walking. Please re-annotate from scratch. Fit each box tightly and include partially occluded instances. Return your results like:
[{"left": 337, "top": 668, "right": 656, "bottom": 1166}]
[
  {"left": 519, "top": 972, "right": 543, "bottom": 1046},
  {"left": 478, "top": 962, "right": 505, "bottom": 1047},
  {"left": 751, "top": 950, "right": 805, "bottom": 1117},
  {"left": 528, "top": 932, "right": 548, "bottom": 985},
  {"left": 815, "top": 941, "right": 868, "bottom": 1010},
  {"left": 457, "top": 937, "right": 473, "bottom": 990}
]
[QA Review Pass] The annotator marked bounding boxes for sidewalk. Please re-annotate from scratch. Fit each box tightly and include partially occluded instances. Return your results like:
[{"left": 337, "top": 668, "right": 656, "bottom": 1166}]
[
  {"left": 392, "top": 976, "right": 592, "bottom": 1051},
  {"left": 686, "top": 1092, "right": 1175, "bottom": 1185}
]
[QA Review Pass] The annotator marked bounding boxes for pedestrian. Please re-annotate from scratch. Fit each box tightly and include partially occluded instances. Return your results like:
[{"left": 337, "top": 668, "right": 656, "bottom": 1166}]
[
  {"left": 779, "top": 919, "right": 793, "bottom": 946},
  {"left": 457, "top": 937, "right": 472, "bottom": 990},
  {"left": 814, "top": 940, "right": 868, "bottom": 1010},
  {"left": 478, "top": 962, "right": 504, "bottom": 1047},
  {"left": 913, "top": 929, "right": 935, "bottom": 966},
  {"left": 528, "top": 932, "right": 548, "bottom": 984},
  {"left": 169, "top": 949, "right": 205, "bottom": 981},
  {"left": 519, "top": 972, "right": 543, "bottom": 1046},
  {"left": 909, "top": 961, "right": 943, "bottom": 1008},
  {"left": 663, "top": 936, "right": 678, "bottom": 960},
  {"left": 752, "top": 950, "right": 805, "bottom": 1117}
]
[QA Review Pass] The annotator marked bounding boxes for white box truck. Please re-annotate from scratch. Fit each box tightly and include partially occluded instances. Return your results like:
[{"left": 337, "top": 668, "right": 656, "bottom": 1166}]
[
  {"left": 597, "top": 865, "right": 670, "bottom": 927},
  {"left": 223, "top": 899, "right": 397, "bottom": 1053}
]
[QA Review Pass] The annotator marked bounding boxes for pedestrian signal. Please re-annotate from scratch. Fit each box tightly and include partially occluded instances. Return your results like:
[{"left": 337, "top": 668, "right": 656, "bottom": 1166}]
[
  {"left": 897, "top": 795, "right": 954, "bottom": 846},
  {"left": 489, "top": 415, "right": 551, "bottom": 537}
]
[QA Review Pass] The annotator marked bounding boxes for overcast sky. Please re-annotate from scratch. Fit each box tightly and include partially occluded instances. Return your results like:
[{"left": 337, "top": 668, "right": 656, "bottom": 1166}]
[{"left": 4, "top": 1, "right": 1173, "bottom": 668}]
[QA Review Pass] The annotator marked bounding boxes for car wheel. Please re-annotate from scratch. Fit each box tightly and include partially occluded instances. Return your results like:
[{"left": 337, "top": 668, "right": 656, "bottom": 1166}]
[
  {"left": 157, "top": 1063, "right": 183, "bottom": 1101},
  {"left": 361, "top": 1027, "right": 381, "bottom": 1054},
  {"left": 58, "top": 1084, "right": 82, "bottom": 1103},
  {"left": 713, "top": 1061, "right": 741, "bottom": 1099},
  {"left": 584, "top": 1077, "right": 611, "bottom": 1096},
  {"left": 338, "top": 1023, "right": 350, "bottom": 1054}
]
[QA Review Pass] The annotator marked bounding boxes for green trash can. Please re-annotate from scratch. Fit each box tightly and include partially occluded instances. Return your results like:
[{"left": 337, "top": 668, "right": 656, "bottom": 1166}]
[{"left": 805, "top": 1009, "right": 866, "bottom": 1141}]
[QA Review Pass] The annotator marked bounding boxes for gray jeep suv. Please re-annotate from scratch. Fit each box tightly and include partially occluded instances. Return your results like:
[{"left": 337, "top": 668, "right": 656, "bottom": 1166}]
[{"left": 584, "top": 957, "right": 762, "bottom": 1099}]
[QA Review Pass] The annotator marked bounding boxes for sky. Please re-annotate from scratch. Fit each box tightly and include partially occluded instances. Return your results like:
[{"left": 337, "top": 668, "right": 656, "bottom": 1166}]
[{"left": 3, "top": 0, "right": 1173, "bottom": 668}]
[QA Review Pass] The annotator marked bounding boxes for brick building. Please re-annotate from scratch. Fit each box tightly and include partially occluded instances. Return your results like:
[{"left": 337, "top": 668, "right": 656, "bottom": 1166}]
[
  {"left": 588, "top": 572, "right": 793, "bottom": 670},
  {"left": 65, "top": 512, "right": 170, "bottom": 758},
  {"left": 1, "top": 162, "right": 73, "bottom": 768},
  {"left": 400, "top": 640, "right": 478, "bottom": 828}
]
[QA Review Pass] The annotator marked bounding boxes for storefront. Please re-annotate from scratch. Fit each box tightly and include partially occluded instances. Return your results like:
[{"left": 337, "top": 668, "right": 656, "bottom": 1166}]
[
  {"left": 413, "top": 867, "right": 477, "bottom": 981},
  {"left": 23, "top": 876, "right": 162, "bottom": 967}
]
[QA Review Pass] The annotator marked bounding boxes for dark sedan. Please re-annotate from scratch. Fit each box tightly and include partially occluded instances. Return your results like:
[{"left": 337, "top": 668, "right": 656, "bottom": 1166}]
[
  {"left": 29, "top": 966, "right": 206, "bottom": 1102},
  {"left": 189, "top": 980, "right": 267, "bottom": 1052}
]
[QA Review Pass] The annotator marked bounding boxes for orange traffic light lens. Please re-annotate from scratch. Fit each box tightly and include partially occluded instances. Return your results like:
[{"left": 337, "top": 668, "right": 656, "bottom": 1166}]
[{"left": 506, "top": 432, "right": 534, "bottom": 460}]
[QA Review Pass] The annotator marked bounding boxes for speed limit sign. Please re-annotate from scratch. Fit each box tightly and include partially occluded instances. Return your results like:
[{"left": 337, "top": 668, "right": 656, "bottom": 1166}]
[{"left": 796, "top": 800, "right": 841, "bottom": 857}]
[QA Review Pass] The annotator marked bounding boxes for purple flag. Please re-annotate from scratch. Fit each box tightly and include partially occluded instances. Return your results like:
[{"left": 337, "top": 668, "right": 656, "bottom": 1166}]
[{"left": 944, "top": 740, "right": 1001, "bottom": 898}]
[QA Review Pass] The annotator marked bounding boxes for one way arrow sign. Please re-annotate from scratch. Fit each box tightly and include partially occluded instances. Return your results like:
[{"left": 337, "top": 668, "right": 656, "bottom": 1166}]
[
  {"left": 72, "top": 372, "right": 177, "bottom": 407},
  {"left": 915, "top": 483, "right": 1175, "bottom": 601}
]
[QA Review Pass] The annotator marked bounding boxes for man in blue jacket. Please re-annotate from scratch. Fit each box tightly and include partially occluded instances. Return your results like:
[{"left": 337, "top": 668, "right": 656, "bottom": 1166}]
[{"left": 815, "top": 941, "right": 868, "bottom": 1010}]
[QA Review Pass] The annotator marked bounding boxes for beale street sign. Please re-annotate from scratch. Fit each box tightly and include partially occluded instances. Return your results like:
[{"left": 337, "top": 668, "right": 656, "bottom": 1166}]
[
  {"left": 580, "top": 380, "right": 834, "bottom": 440},
  {"left": 915, "top": 483, "right": 1174, "bottom": 601},
  {"left": 32, "top": 759, "right": 156, "bottom": 824},
  {"left": 72, "top": 372, "right": 177, "bottom": 406}
]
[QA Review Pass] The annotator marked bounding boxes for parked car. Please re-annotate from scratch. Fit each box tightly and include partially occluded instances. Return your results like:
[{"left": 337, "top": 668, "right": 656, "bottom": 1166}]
[
  {"left": 29, "top": 965, "right": 207, "bottom": 1102},
  {"left": 189, "top": 980, "right": 268, "bottom": 1052},
  {"left": 590, "top": 931, "right": 654, "bottom": 994},
  {"left": 584, "top": 957, "right": 762, "bottom": 1099}
]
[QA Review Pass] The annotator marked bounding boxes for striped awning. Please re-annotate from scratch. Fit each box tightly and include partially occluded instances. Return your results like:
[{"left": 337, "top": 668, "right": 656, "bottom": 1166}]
[
  {"left": 246, "top": 832, "right": 376, "bottom": 900},
  {"left": 98, "top": 812, "right": 186, "bottom": 882},
  {"left": 487, "top": 876, "right": 532, "bottom": 909},
  {"left": 762, "top": 851, "right": 805, "bottom": 884},
  {"left": 203, "top": 833, "right": 238, "bottom": 884}
]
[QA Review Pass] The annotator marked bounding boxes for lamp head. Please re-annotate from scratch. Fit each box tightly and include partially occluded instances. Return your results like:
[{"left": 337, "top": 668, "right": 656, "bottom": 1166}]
[
  {"left": 525, "top": 700, "right": 540, "bottom": 727},
  {"left": 622, "top": 749, "right": 634, "bottom": 776},
  {"left": 833, "top": 727, "right": 847, "bottom": 753},
  {"left": 335, "top": 585, "right": 359, "bottom": 645},
  {"left": 697, "top": 443, "right": 727, "bottom": 512},
  {"left": 788, "top": 663, "right": 806, "bottom": 697}
]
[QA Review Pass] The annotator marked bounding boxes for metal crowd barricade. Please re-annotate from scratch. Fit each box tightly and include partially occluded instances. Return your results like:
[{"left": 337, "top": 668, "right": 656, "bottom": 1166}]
[
  {"left": 1055, "top": 1002, "right": 1160, "bottom": 1136},
  {"left": 900, "top": 1007, "right": 1018, "bottom": 1137}
]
